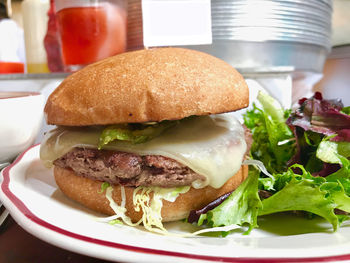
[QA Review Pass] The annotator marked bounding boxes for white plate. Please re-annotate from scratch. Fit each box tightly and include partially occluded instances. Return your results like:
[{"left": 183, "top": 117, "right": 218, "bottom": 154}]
[{"left": 1, "top": 145, "right": 350, "bottom": 263}]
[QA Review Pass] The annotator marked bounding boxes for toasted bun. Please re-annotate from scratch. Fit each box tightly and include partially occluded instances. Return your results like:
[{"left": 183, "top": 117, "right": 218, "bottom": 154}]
[
  {"left": 45, "top": 48, "right": 248, "bottom": 126},
  {"left": 54, "top": 165, "right": 248, "bottom": 222}
]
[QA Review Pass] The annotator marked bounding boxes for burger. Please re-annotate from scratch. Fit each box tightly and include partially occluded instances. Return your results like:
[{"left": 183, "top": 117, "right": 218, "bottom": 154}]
[{"left": 40, "top": 48, "right": 249, "bottom": 232}]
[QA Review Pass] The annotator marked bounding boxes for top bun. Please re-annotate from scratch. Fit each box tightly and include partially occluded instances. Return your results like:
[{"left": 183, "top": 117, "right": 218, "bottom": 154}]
[{"left": 45, "top": 48, "right": 249, "bottom": 126}]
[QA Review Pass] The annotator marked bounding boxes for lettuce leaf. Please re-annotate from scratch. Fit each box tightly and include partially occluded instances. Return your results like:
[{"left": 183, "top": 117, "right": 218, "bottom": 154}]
[
  {"left": 317, "top": 140, "right": 350, "bottom": 164},
  {"left": 258, "top": 165, "right": 342, "bottom": 230},
  {"left": 196, "top": 172, "right": 262, "bottom": 236},
  {"left": 325, "top": 155, "right": 350, "bottom": 196},
  {"left": 243, "top": 92, "right": 295, "bottom": 174},
  {"left": 342, "top": 106, "right": 350, "bottom": 115},
  {"left": 287, "top": 92, "right": 350, "bottom": 142},
  {"left": 191, "top": 162, "right": 350, "bottom": 234},
  {"left": 98, "top": 120, "right": 178, "bottom": 149}
]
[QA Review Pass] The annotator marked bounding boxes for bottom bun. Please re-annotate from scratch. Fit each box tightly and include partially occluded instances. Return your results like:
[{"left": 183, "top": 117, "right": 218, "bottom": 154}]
[{"left": 54, "top": 165, "right": 248, "bottom": 222}]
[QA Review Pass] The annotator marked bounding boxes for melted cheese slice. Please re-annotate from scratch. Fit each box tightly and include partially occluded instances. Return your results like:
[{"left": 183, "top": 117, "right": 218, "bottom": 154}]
[{"left": 40, "top": 114, "right": 246, "bottom": 189}]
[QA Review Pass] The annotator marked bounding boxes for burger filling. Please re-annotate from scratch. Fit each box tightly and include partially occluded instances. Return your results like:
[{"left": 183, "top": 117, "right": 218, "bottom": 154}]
[
  {"left": 54, "top": 148, "right": 206, "bottom": 188},
  {"left": 41, "top": 114, "right": 247, "bottom": 189}
]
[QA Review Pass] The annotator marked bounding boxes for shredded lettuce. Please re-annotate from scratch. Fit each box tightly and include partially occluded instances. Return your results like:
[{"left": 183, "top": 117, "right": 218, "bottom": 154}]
[
  {"left": 103, "top": 186, "right": 140, "bottom": 226},
  {"left": 98, "top": 185, "right": 247, "bottom": 237},
  {"left": 97, "top": 185, "right": 190, "bottom": 234},
  {"left": 132, "top": 187, "right": 166, "bottom": 233},
  {"left": 132, "top": 186, "right": 190, "bottom": 233},
  {"left": 98, "top": 182, "right": 111, "bottom": 194},
  {"left": 109, "top": 219, "right": 123, "bottom": 225}
]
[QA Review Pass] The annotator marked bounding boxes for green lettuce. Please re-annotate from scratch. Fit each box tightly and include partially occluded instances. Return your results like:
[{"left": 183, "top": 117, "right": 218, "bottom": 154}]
[
  {"left": 325, "top": 155, "right": 350, "bottom": 195},
  {"left": 317, "top": 139, "right": 350, "bottom": 164},
  {"left": 98, "top": 182, "right": 111, "bottom": 194},
  {"left": 341, "top": 106, "right": 350, "bottom": 115},
  {"left": 243, "top": 92, "right": 295, "bottom": 174},
  {"left": 98, "top": 120, "right": 178, "bottom": 149},
  {"left": 196, "top": 162, "right": 350, "bottom": 234},
  {"left": 259, "top": 164, "right": 350, "bottom": 230},
  {"left": 197, "top": 172, "right": 262, "bottom": 236}
]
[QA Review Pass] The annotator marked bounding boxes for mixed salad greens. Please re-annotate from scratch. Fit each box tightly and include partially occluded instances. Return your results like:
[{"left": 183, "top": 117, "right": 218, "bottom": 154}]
[{"left": 189, "top": 91, "right": 350, "bottom": 235}]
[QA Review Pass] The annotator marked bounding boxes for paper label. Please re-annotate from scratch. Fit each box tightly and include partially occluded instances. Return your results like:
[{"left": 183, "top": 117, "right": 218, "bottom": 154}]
[{"left": 142, "top": 0, "right": 212, "bottom": 47}]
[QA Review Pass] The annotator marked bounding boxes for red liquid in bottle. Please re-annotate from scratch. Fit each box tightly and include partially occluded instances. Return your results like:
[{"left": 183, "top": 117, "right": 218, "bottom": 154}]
[
  {"left": 0, "top": 62, "right": 25, "bottom": 74},
  {"left": 56, "top": 4, "right": 126, "bottom": 68}
]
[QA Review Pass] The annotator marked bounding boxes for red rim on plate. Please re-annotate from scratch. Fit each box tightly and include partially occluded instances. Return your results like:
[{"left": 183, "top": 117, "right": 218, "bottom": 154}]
[{"left": 1, "top": 145, "right": 350, "bottom": 263}]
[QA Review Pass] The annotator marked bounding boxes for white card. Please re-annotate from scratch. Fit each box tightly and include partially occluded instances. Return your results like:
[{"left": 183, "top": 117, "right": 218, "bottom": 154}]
[{"left": 142, "top": 0, "right": 212, "bottom": 47}]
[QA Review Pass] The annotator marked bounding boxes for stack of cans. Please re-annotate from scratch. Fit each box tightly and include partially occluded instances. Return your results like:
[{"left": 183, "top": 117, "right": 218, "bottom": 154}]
[{"left": 126, "top": 0, "right": 332, "bottom": 73}]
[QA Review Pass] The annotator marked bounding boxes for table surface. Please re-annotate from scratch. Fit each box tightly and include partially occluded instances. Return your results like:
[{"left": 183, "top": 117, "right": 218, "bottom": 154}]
[{"left": 0, "top": 216, "right": 113, "bottom": 263}]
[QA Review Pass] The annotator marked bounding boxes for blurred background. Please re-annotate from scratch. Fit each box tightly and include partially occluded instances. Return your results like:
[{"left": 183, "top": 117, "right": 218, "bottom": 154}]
[{"left": 0, "top": 0, "right": 349, "bottom": 116}]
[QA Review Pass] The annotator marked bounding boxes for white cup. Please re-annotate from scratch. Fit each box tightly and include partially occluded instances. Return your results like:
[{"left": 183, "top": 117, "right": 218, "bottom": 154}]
[{"left": 0, "top": 92, "right": 44, "bottom": 162}]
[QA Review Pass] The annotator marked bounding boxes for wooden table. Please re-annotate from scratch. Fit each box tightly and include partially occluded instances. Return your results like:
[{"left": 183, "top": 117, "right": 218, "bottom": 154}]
[{"left": 0, "top": 216, "right": 112, "bottom": 263}]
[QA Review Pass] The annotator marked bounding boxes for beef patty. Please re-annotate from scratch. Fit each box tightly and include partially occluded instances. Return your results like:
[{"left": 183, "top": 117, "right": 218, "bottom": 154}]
[{"left": 54, "top": 148, "right": 206, "bottom": 188}]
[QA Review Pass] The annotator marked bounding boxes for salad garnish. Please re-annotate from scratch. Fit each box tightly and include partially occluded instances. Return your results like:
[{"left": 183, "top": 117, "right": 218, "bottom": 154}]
[{"left": 189, "top": 92, "right": 350, "bottom": 236}]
